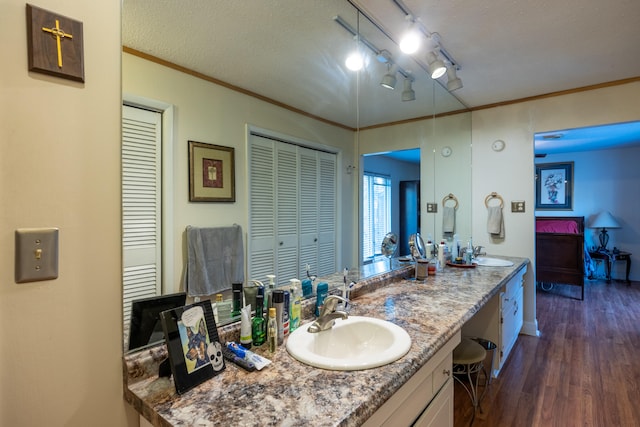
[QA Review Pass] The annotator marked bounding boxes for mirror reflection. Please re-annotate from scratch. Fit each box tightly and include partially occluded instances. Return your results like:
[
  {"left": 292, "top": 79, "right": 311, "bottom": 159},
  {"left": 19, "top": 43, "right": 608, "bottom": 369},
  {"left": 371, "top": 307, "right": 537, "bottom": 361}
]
[{"left": 122, "top": 0, "right": 471, "bottom": 351}]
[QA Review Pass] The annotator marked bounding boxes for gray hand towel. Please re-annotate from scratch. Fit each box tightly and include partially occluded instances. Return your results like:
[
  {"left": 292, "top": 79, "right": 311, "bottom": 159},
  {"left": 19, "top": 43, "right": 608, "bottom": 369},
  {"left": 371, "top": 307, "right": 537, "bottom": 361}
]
[
  {"left": 442, "top": 206, "right": 455, "bottom": 234},
  {"left": 487, "top": 206, "right": 504, "bottom": 238},
  {"left": 186, "top": 225, "right": 245, "bottom": 296}
]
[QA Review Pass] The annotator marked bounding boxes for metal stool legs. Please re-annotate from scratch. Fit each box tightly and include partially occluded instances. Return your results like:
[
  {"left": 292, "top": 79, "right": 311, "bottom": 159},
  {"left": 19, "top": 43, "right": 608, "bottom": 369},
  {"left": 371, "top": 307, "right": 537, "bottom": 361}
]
[{"left": 452, "top": 338, "right": 489, "bottom": 426}]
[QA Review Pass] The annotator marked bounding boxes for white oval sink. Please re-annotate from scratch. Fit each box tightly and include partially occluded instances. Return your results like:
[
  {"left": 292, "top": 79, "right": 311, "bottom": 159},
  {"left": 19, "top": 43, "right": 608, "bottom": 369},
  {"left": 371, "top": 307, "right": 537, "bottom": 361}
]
[
  {"left": 286, "top": 316, "right": 411, "bottom": 371},
  {"left": 474, "top": 257, "right": 514, "bottom": 267}
]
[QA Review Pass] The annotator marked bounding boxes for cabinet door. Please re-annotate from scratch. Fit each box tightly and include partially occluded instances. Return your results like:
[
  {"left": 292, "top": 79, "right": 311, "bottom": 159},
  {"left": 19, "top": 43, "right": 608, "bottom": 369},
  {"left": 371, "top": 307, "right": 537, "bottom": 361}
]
[
  {"left": 275, "top": 143, "right": 299, "bottom": 284},
  {"left": 413, "top": 378, "right": 453, "bottom": 427},
  {"left": 298, "top": 147, "right": 319, "bottom": 278}
]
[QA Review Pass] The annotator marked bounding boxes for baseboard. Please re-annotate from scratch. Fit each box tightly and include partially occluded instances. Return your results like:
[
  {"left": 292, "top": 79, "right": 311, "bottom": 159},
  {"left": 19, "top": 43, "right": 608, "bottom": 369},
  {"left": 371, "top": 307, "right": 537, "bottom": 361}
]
[{"left": 521, "top": 319, "right": 540, "bottom": 337}]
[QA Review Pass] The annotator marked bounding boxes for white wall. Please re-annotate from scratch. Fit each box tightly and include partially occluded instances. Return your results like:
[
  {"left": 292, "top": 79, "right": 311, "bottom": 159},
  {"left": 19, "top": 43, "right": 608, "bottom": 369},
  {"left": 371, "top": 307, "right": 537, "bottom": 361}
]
[
  {"left": 0, "top": 1, "right": 136, "bottom": 426},
  {"left": 123, "top": 53, "right": 357, "bottom": 291},
  {"left": 538, "top": 145, "right": 640, "bottom": 281},
  {"left": 472, "top": 81, "right": 640, "bottom": 336}
]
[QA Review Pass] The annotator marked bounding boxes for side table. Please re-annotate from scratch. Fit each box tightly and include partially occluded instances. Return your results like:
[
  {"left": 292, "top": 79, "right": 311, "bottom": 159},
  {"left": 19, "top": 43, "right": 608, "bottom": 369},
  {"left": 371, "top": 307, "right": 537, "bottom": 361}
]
[{"left": 589, "top": 250, "right": 632, "bottom": 284}]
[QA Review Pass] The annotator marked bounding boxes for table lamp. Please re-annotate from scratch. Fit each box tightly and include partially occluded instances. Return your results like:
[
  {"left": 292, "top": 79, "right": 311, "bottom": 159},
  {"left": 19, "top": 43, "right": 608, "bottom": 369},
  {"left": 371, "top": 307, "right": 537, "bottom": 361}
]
[{"left": 590, "top": 211, "right": 620, "bottom": 251}]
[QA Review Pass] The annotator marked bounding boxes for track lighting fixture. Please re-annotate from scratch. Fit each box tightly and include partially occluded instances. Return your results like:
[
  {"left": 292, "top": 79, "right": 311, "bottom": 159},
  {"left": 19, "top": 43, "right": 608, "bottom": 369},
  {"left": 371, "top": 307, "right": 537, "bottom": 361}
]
[
  {"left": 446, "top": 66, "right": 463, "bottom": 91},
  {"left": 401, "top": 77, "right": 415, "bottom": 101},
  {"left": 380, "top": 63, "right": 398, "bottom": 89},
  {"left": 426, "top": 51, "right": 446, "bottom": 79},
  {"left": 345, "top": 50, "right": 364, "bottom": 71}
]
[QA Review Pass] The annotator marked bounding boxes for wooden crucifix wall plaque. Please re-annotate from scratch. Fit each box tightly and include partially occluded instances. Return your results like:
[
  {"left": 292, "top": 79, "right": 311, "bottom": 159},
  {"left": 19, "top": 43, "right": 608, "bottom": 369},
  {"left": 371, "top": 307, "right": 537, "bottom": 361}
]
[{"left": 26, "top": 4, "right": 85, "bottom": 83}]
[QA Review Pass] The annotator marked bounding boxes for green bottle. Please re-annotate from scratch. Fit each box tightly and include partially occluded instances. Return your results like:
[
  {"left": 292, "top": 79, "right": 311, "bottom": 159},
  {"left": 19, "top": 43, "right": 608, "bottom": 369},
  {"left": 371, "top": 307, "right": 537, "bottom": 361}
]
[{"left": 252, "top": 294, "right": 266, "bottom": 346}]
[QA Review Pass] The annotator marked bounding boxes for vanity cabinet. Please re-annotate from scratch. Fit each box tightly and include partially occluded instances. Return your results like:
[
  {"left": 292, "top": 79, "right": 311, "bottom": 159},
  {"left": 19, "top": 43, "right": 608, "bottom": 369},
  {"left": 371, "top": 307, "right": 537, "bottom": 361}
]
[
  {"left": 462, "top": 264, "right": 527, "bottom": 377},
  {"left": 362, "top": 331, "right": 460, "bottom": 427}
]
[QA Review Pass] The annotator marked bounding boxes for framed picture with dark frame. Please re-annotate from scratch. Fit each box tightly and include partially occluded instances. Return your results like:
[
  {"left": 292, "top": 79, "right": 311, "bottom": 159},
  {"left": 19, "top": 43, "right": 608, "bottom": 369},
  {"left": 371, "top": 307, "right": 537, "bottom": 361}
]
[
  {"left": 535, "top": 162, "right": 574, "bottom": 210},
  {"left": 188, "top": 141, "right": 235, "bottom": 202}
]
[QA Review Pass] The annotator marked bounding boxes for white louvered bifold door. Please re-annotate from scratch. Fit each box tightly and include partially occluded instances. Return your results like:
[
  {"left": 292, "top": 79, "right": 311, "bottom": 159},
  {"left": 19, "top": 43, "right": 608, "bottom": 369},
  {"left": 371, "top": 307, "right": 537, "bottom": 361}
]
[
  {"left": 317, "top": 151, "right": 337, "bottom": 276},
  {"left": 122, "top": 105, "right": 162, "bottom": 328}
]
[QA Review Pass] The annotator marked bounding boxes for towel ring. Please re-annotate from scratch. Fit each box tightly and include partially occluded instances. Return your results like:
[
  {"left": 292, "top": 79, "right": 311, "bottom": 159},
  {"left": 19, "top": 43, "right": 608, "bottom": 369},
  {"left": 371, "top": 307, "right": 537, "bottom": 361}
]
[
  {"left": 484, "top": 192, "right": 504, "bottom": 208},
  {"left": 442, "top": 193, "right": 459, "bottom": 209}
]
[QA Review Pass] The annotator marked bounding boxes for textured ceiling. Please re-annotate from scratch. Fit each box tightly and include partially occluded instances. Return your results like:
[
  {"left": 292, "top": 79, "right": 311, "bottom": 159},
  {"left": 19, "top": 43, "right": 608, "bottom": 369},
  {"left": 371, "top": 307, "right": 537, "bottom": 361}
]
[{"left": 122, "top": 0, "right": 640, "bottom": 148}]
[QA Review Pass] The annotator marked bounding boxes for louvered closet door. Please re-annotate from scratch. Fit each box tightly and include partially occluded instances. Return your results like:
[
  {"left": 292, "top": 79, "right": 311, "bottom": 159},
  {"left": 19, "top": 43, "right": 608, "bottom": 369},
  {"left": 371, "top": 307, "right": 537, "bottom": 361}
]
[
  {"left": 298, "top": 147, "right": 319, "bottom": 278},
  {"left": 317, "top": 151, "right": 337, "bottom": 276},
  {"left": 275, "top": 143, "right": 299, "bottom": 284},
  {"left": 122, "top": 105, "right": 162, "bottom": 327},
  {"left": 248, "top": 136, "right": 276, "bottom": 283}
]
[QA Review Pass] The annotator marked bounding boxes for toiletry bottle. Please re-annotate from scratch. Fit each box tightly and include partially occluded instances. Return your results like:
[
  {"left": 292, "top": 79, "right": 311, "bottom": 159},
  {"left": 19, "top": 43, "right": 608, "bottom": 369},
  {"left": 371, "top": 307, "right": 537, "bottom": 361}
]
[
  {"left": 240, "top": 304, "right": 252, "bottom": 349},
  {"left": 267, "top": 307, "right": 277, "bottom": 352},
  {"left": 315, "top": 282, "right": 329, "bottom": 317},
  {"left": 265, "top": 274, "right": 276, "bottom": 310},
  {"left": 252, "top": 294, "right": 266, "bottom": 346},
  {"left": 272, "top": 290, "right": 285, "bottom": 345},
  {"left": 466, "top": 238, "right": 473, "bottom": 264},
  {"left": 425, "top": 239, "right": 433, "bottom": 260},
  {"left": 244, "top": 280, "right": 260, "bottom": 314},
  {"left": 438, "top": 240, "right": 446, "bottom": 267},
  {"left": 231, "top": 282, "right": 243, "bottom": 317},
  {"left": 301, "top": 278, "right": 313, "bottom": 298},
  {"left": 283, "top": 290, "right": 290, "bottom": 337},
  {"left": 216, "top": 294, "right": 232, "bottom": 323},
  {"left": 289, "top": 279, "right": 302, "bottom": 332}
]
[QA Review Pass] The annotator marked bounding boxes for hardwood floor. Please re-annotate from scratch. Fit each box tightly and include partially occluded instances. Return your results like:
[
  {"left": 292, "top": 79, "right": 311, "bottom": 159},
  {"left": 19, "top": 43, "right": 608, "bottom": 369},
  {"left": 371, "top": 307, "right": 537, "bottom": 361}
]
[{"left": 453, "top": 279, "right": 640, "bottom": 427}]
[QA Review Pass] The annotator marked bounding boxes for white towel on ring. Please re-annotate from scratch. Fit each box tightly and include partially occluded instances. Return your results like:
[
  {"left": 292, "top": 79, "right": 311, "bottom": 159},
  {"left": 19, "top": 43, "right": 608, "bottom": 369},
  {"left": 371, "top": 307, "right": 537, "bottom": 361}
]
[
  {"left": 487, "top": 206, "right": 504, "bottom": 238},
  {"left": 442, "top": 206, "right": 455, "bottom": 234}
]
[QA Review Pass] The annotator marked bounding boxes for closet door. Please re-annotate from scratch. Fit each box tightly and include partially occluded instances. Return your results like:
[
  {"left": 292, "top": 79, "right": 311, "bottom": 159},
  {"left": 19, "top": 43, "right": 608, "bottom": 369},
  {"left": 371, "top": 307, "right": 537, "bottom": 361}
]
[
  {"left": 248, "top": 136, "right": 276, "bottom": 283},
  {"left": 275, "top": 143, "right": 299, "bottom": 284},
  {"left": 298, "top": 147, "right": 320, "bottom": 278},
  {"left": 122, "top": 105, "right": 162, "bottom": 326},
  {"left": 317, "top": 151, "right": 337, "bottom": 276}
]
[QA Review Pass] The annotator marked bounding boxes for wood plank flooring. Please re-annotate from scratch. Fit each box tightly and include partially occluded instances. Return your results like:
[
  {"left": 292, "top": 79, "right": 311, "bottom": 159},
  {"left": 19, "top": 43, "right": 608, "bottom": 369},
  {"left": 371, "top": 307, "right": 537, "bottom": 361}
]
[{"left": 454, "top": 279, "right": 640, "bottom": 427}]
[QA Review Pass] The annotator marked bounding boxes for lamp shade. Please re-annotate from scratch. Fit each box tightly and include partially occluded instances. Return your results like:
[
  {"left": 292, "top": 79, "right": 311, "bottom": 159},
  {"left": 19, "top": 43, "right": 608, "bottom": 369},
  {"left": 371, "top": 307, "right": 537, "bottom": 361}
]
[{"left": 590, "top": 211, "right": 621, "bottom": 229}]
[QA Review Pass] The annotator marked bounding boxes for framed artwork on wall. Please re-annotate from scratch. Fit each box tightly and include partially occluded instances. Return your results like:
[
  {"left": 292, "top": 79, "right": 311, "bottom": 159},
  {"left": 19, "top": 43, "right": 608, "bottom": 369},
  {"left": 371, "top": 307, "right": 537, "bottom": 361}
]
[
  {"left": 535, "top": 162, "right": 574, "bottom": 210},
  {"left": 189, "top": 141, "right": 235, "bottom": 202}
]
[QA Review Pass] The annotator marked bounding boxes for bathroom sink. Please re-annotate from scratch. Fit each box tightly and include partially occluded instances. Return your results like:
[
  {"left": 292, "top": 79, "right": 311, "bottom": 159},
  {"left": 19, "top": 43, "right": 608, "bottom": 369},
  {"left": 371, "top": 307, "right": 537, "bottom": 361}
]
[
  {"left": 474, "top": 257, "right": 514, "bottom": 267},
  {"left": 286, "top": 316, "right": 411, "bottom": 370}
]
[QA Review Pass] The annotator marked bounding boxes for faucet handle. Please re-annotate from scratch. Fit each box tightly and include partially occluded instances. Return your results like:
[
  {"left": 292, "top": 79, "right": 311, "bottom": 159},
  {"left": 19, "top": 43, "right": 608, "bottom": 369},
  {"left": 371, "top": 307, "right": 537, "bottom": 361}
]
[{"left": 320, "top": 295, "right": 350, "bottom": 316}]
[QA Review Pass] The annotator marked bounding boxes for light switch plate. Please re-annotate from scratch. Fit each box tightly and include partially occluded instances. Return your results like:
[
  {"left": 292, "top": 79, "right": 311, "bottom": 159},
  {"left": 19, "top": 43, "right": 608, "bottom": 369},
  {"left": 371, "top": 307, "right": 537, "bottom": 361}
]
[
  {"left": 511, "top": 201, "right": 526, "bottom": 213},
  {"left": 15, "top": 228, "right": 59, "bottom": 283},
  {"left": 426, "top": 203, "right": 438, "bottom": 213}
]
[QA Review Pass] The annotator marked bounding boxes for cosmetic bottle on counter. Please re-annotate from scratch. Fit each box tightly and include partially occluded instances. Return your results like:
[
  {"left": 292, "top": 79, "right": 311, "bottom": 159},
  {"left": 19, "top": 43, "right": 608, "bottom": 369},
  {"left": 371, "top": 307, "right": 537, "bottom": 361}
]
[
  {"left": 289, "top": 279, "right": 302, "bottom": 332},
  {"left": 240, "top": 305, "right": 252, "bottom": 349},
  {"left": 252, "top": 294, "right": 266, "bottom": 346},
  {"left": 315, "top": 282, "right": 329, "bottom": 317},
  {"left": 301, "top": 278, "right": 313, "bottom": 298},
  {"left": 215, "top": 293, "right": 232, "bottom": 323},
  {"left": 231, "top": 282, "right": 243, "bottom": 318},
  {"left": 267, "top": 307, "right": 277, "bottom": 353},
  {"left": 265, "top": 274, "right": 276, "bottom": 310},
  {"left": 272, "top": 290, "right": 285, "bottom": 345}
]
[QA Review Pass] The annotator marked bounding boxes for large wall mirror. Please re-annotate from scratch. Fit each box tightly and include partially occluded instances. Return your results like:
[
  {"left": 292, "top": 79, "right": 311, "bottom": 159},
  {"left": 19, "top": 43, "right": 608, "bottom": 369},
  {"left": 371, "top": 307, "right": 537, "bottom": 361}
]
[{"left": 122, "top": 0, "right": 471, "bottom": 351}]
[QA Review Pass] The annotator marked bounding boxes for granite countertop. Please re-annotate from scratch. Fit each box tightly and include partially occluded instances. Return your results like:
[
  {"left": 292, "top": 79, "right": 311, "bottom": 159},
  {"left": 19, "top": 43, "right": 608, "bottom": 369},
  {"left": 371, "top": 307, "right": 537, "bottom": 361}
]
[{"left": 124, "top": 256, "right": 529, "bottom": 427}]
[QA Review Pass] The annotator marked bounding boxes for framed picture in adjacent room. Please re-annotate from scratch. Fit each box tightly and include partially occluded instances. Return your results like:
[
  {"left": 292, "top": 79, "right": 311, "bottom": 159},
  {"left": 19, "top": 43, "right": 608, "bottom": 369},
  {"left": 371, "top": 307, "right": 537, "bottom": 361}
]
[
  {"left": 535, "top": 162, "right": 573, "bottom": 210},
  {"left": 189, "top": 141, "right": 235, "bottom": 202}
]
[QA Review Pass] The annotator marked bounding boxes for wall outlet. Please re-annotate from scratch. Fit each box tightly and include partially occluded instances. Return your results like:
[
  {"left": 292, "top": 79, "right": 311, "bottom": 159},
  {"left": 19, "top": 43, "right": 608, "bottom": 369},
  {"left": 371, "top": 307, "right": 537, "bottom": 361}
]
[
  {"left": 511, "top": 201, "right": 526, "bottom": 213},
  {"left": 426, "top": 203, "right": 438, "bottom": 213}
]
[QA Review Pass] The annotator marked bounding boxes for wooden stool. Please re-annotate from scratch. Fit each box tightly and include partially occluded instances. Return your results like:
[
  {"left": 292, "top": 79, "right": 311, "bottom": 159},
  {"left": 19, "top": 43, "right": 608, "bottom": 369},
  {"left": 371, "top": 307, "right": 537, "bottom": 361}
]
[{"left": 453, "top": 338, "right": 487, "bottom": 424}]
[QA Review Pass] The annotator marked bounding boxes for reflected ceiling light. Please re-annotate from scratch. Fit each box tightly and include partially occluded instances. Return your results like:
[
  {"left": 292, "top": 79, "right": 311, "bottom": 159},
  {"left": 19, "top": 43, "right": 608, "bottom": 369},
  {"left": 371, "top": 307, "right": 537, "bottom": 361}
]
[
  {"left": 401, "top": 77, "right": 416, "bottom": 101},
  {"left": 426, "top": 51, "right": 446, "bottom": 79},
  {"left": 399, "top": 19, "right": 421, "bottom": 54},
  {"left": 446, "top": 66, "right": 463, "bottom": 91},
  {"left": 381, "top": 63, "right": 398, "bottom": 89},
  {"left": 345, "top": 50, "right": 364, "bottom": 71}
]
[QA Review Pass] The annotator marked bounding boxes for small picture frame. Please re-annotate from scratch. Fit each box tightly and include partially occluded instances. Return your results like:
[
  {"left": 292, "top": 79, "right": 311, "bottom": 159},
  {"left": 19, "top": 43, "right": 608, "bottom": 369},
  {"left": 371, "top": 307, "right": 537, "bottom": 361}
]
[
  {"left": 160, "top": 301, "right": 225, "bottom": 394},
  {"left": 535, "top": 162, "right": 574, "bottom": 210},
  {"left": 188, "top": 141, "right": 235, "bottom": 202}
]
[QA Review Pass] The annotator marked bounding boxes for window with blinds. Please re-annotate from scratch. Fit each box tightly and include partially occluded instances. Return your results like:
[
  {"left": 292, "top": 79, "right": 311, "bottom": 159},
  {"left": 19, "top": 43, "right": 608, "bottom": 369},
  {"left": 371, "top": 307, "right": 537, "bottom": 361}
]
[{"left": 362, "top": 173, "right": 391, "bottom": 263}]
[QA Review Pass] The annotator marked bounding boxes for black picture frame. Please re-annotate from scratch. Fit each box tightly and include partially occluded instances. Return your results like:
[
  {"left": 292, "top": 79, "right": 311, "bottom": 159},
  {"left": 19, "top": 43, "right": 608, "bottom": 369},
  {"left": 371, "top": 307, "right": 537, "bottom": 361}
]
[
  {"left": 160, "top": 301, "right": 225, "bottom": 394},
  {"left": 535, "top": 162, "right": 574, "bottom": 210}
]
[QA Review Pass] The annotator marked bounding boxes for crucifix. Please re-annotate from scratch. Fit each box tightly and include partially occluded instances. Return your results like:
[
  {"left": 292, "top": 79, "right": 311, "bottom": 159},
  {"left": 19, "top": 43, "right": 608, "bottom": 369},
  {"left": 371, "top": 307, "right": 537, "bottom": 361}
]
[
  {"left": 41, "top": 19, "right": 73, "bottom": 68},
  {"left": 27, "top": 4, "right": 85, "bottom": 82}
]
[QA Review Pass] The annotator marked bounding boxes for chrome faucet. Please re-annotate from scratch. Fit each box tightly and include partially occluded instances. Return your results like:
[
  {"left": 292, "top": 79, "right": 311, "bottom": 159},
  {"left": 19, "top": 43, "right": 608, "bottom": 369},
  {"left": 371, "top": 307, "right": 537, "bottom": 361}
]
[
  {"left": 307, "top": 295, "right": 349, "bottom": 333},
  {"left": 473, "top": 245, "right": 485, "bottom": 258}
]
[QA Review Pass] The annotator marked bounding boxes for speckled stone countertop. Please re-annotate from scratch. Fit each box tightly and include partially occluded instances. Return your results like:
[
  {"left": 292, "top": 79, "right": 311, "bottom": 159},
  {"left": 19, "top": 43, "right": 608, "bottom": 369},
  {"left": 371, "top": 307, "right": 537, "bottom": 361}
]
[{"left": 124, "top": 256, "right": 528, "bottom": 427}]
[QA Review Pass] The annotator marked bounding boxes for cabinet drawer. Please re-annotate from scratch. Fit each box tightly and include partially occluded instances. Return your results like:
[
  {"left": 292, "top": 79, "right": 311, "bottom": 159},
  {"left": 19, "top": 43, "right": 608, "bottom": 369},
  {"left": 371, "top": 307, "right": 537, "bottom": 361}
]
[{"left": 432, "top": 353, "right": 452, "bottom": 393}]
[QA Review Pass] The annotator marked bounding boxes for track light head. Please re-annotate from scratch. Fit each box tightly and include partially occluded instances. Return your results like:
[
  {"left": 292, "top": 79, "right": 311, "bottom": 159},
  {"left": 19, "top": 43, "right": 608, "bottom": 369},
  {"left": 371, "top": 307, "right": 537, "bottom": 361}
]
[
  {"left": 426, "top": 51, "right": 446, "bottom": 79},
  {"left": 399, "top": 20, "right": 421, "bottom": 54},
  {"left": 380, "top": 63, "right": 398, "bottom": 89},
  {"left": 401, "top": 77, "right": 416, "bottom": 101},
  {"left": 446, "top": 66, "right": 463, "bottom": 91}
]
